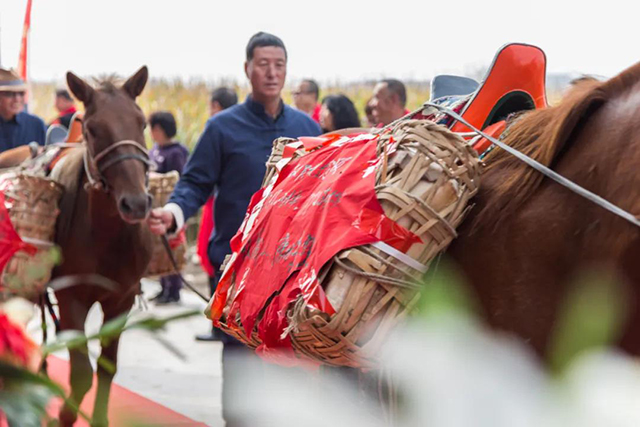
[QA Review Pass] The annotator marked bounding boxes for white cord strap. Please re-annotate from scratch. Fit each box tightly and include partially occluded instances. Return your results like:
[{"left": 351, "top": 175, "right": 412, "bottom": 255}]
[
  {"left": 423, "top": 102, "right": 640, "bottom": 229},
  {"left": 371, "top": 241, "right": 429, "bottom": 273}
]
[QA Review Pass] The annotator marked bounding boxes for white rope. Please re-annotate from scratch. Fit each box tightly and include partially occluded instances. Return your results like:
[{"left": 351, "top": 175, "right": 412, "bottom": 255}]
[
  {"left": 423, "top": 102, "right": 640, "bottom": 229},
  {"left": 371, "top": 241, "right": 429, "bottom": 273}
]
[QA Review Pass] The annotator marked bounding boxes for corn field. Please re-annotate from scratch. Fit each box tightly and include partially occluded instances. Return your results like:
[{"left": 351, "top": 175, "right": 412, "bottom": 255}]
[{"left": 29, "top": 80, "right": 431, "bottom": 151}]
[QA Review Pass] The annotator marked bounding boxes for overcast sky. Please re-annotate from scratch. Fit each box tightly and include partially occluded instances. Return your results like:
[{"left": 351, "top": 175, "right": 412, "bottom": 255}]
[{"left": 1, "top": 0, "right": 638, "bottom": 84}]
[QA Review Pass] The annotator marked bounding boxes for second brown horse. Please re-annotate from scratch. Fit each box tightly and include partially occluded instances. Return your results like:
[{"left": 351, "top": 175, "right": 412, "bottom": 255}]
[
  {"left": 448, "top": 64, "right": 640, "bottom": 357},
  {"left": 51, "top": 67, "right": 153, "bottom": 426}
]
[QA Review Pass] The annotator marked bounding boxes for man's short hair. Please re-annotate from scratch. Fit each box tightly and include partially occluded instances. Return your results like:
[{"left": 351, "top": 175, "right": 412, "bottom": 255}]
[
  {"left": 381, "top": 78, "right": 407, "bottom": 107},
  {"left": 210, "top": 87, "right": 238, "bottom": 110},
  {"left": 301, "top": 79, "right": 319, "bottom": 100},
  {"left": 149, "top": 111, "right": 177, "bottom": 138},
  {"left": 56, "top": 88, "right": 73, "bottom": 101},
  {"left": 246, "top": 32, "right": 287, "bottom": 62}
]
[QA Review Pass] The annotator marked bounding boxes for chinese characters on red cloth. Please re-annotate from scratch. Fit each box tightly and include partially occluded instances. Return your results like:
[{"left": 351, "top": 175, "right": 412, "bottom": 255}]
[{"left": 211, "top": 134, "right": 420, "bottom": 359}]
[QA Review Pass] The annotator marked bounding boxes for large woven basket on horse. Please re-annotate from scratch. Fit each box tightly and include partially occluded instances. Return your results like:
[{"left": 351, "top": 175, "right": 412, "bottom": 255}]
[
  {"left": 209, "top": 120, "right": 481, "bottom": 368},
  {"left": 208, "top": 42, "right": 549, "bottom": 368},
  {"left": 0, "top": 172, "right": 63, "bottom": 302}
]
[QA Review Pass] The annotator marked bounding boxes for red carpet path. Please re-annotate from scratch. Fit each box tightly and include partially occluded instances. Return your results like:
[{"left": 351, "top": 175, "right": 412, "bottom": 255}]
[{"left": 44, "top": 355, "right": 207, "bottom": 426}]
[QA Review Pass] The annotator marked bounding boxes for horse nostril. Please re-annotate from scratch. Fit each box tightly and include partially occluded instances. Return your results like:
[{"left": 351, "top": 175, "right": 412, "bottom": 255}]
[
  {"left": 119, "top": 197, "right": 133, "bottom": 215},
  {"left": 146, "top": 194, "right": 153, "bottom": 210}
]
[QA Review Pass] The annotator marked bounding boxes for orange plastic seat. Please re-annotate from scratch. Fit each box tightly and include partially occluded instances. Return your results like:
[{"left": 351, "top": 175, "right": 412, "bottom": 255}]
[{"left": 451, "top": 43, "right": 548, "bottom": 134}]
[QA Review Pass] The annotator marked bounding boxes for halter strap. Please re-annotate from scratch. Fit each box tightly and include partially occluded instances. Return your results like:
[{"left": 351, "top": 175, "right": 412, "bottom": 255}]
[
  {"left": 83, "top": 140, "right": 153, "bottom": 192},
  {"left": 93, "top": 140, "right": 148, "bottom": 164}
]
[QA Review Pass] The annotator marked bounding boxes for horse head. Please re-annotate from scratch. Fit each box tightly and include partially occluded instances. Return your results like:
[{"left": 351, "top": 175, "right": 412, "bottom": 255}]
[{"left": 66, "top": 66, "right": 152, "bottom": 223}]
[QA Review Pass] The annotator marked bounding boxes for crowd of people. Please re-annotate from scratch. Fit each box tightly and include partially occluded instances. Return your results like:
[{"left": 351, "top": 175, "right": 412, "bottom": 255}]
[
  {"left": 0, "top": 31, "right": 416, "bottom": 426},
  {"left": 0, "top": 57, "right": 411, "bottom": 153}
]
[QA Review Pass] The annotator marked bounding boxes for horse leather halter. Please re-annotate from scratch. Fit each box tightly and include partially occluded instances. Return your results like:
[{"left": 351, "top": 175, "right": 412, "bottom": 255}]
[{"left": 83, "top": 140, "right": 154, "bottom": 192}]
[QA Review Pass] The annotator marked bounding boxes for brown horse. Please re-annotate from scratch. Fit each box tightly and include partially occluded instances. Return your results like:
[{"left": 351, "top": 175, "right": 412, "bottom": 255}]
[
  {"left": 48, "top": 68, "right": 154, "bottom": 426},
  {"left": 447, "top": 63, "right": 640, "bottom": 357}
]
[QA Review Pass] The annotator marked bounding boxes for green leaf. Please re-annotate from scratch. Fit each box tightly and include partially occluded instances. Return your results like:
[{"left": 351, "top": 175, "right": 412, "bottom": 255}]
[
  {"left": 548, "top": 270, "right": 628, "bottom": 375},
  {"left": 0, "top": 361, "right": 91, "bottom": 423},
  {"left": 417, "top": 258, "right": 477, "bottom": 320}
]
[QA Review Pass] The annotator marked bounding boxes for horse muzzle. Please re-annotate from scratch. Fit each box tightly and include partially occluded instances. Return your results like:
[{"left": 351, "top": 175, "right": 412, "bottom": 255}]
[{"left": 117, "top": 193, "right": 153, "bottom": 224}]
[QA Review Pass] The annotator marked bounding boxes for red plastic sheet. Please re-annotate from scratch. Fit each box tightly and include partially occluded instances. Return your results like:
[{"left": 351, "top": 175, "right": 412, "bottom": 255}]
[
  {"left": 0, "top": 192, "right": 36, "bottom": 277},
  {"left": 211, "top": 135, "right": 420, "bottom": 358}
]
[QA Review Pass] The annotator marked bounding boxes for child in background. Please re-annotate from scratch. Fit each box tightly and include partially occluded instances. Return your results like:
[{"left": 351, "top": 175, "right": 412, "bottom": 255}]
[{"left": 148, "top": 111, "right": 189, "bottom": 304}]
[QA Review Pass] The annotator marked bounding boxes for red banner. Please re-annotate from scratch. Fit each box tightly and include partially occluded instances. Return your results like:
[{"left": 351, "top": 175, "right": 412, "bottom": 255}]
[
  {"left": 17, "top": 0, "right": 33, "bottom": 82},
  {"left": 211, "top": 135, "right": 420, "bottom": 357},
  {"left": 0, "top": 193, "right": 37, "bottom": 278}
]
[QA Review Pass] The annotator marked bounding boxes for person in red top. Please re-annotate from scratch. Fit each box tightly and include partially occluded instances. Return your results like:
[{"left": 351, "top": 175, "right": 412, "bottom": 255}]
[
  {"left": 370, "top": 78, "right": 410, "bottom": 126},
  {"left": 292, "top": 79, "right": 321, "bottom": 124},
  {"left": 50, "top": 89, "right": 77, "bottom": 129}
]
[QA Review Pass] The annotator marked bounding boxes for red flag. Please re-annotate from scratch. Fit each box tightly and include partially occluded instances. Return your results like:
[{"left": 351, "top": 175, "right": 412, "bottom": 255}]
[
  {"left": 0, "top": 193, "right": 37, "bottom": 276},
  {"left": 17, "top": 0, "right": 34, "bottom": 82}
]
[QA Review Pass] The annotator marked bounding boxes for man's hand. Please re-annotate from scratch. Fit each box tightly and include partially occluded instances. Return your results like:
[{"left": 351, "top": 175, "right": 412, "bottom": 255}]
[{"left": 148, "top": 208, "right": 175, "bottom": 235}]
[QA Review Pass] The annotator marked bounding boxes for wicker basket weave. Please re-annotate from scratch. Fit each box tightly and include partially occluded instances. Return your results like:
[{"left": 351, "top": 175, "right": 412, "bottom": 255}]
[
  {"left": 218, "top": 120, "right": 481, "bottom": 368},
  {"left": 0, "top": 173, "right": 63, "bottom": 302},
  {"left": 145, "top": 171, "right": 186, "bottom": 277}
]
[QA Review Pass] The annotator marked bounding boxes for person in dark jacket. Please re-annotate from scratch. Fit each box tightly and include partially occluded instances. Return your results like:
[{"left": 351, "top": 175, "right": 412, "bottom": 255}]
[
  {"left": 0, "top": 68, "right": 45, "bottom": 152},
  {"left": 148, "top": 32, "right": 321, "bottom": 427},
  {"left": 148, "top": 111, "right": 189, "bottom": 304},
  {"left": 196, "top": 86, "right": 239, "bottom": 342}
]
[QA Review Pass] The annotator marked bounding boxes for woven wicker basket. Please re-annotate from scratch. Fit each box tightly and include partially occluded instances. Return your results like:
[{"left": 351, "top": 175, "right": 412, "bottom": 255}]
[
  {"left": 218, "top": 120, "right": 481, "bottom": 368},
  {"left": 145, "top": 171, "right": 186, "bottom": 277},
  {"left": 0, "top": 173, "right": 63, "bottom": 302}
]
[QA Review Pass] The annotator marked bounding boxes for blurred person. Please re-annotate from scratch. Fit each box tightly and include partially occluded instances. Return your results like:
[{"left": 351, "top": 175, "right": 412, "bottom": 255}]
[
  {"left": 370, "top": 78, "right": 409, "bottom": 126},
  {"left": 292, "top": 79, "right": 321, "bottom": 124},
  {"left": 148, "top": 111, "right": 189, "bottom": 304},
  {"left": 319, "top": 94, "right": 361, "bottom": 132},
  {"left": 209, "top": 86, "right": 238, "bottom": 117},
  {"left": 196, "top": 86, "right": 239, "bottom": 342},
  {"left": 364, "top": 97, "right": 376, "bottom": 128},
  {"left": 147, "top": 32, "right": 321, "bottom": 426},
  {"left": 50, "top": 88, "right": 77, "bottom": 129},
  {"left": 0, "top": 68, "right": 45, "bottom": 152}
]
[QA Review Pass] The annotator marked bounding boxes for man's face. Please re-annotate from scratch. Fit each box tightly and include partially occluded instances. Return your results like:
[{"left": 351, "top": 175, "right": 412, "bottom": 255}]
[
  {"left": 292, "top": 82, "right": 316, "bottom": 111},
  {"left": 370, "top": 82, "right": 396, "bottom": 126},
  {"left": 55, "top": 95, "right": 72, "bottom": 113},
  {"left": 245, "top": 46, "right": 287, "bottom": 102},
  {"left": 0, "top": 91, "right": 25, "bottom": 120},
  {"left": 150, "top": 124, "right": 171, "bottom": 145}
]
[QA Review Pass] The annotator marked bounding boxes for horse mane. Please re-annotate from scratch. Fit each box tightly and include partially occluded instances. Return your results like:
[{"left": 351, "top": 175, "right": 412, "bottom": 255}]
[
  {"left": 474, "top": 61, "right": 640, "bottom": 227},
  {"left": 92, "top": 74, "right": 122, "bottom": 93}
]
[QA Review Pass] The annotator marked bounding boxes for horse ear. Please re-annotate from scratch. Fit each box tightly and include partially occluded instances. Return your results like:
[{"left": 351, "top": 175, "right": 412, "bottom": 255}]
[
  {"left": 66, "top": 72, "right": 94, "bottom": 104},
  {"left": 122, "top": 66, "right": 148, "bottom": 99}
]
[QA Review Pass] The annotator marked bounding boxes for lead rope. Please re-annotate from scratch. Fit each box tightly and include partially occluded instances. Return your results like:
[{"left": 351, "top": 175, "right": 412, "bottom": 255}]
[
  {"left": 423, "top": 102, "right": 640, "bottom": 228},
  {"left": 160, "top": 234, "right": 210, "bottom": 303}
]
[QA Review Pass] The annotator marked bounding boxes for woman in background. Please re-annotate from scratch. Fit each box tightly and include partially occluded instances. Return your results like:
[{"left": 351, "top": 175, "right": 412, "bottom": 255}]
[{"left": 319, "top": 94, "right": 361, "bottom": 133}]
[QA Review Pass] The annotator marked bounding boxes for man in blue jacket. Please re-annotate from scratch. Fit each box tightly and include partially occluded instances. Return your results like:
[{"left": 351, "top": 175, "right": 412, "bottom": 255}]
[
  {"left": 0, "top": 68, "right": 45, "bottom": 152},
  {"left": 148, "top": 32, "right": 321, "bottom": 426}
]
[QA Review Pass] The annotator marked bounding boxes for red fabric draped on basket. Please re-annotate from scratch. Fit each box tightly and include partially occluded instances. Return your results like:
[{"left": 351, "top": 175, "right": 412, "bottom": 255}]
[
  {"left": 0, "top": 193, "right": 37, "bottom": 276},
  {"left": 210, "top": 134, "right": 420, "bottom": 360}
]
